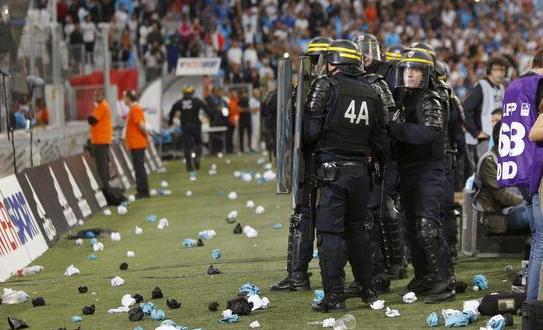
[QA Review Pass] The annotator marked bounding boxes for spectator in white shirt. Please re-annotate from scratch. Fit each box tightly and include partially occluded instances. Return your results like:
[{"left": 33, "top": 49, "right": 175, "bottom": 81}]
[
  {"left": 227, "top": 39, "right": 243, "bottom": 67},
  {"left": 243, "top": 43, "right": 258, "bottom": 69},
  {"left": 81, "top": 15, "right": 97, "bottom": 64},
  {"left": 249, "top": 88, "right": 261, "bottom": 151}
]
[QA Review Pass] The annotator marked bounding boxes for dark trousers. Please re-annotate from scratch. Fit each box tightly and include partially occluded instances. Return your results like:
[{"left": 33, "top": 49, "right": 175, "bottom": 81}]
[
  {"left": 130, "top": 148, "right": 149, "bottom": 197},
  {"left": 315, "top": 173, "right": 372, "bottom": 294},
  {"left": 91, "top": 144, "right": 110, "bottom": 188},
  {"left": 399, "top": 163, "right": 452, "bottom": 280},
  {"left": 226, "top": 124, "right": 234, "bottom": 154},
  {"left": 238, "top": 112, "right": 252, "bottom": 152},
  {"left": 182, "top": 123, "right": 202, "bottom": 172},
  {"left": 442, "top": 159, "right": 458, "bottom": 252}
]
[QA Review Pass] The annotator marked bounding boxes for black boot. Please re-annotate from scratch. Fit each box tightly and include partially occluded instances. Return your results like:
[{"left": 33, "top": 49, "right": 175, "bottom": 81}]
[
  {"left": 270, "top": 271, "right": 310, "bottom": 291},
  {"left": 344, "top": 280, "right": 360, "bottom": 299},
  {"left": 361, "top": 286, "right": 378, "bottom": 305},
  {"left": 424, "top": 276, "right": 456, "bottom": 304},
  {"left": 386, "top": 263, "right": 407, "bottom": 279},
  {"left": 402, "top": 275, "right": 435, "bottom": 296},
  {"left": 311, "top": 293, "right": 345, "bottom": 313}
]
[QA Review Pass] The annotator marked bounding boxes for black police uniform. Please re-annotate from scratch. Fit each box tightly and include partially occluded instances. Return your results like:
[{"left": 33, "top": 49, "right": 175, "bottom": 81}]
[
  {"left": 169, "top": 94, "right": 207, "bottom": 172},
  {"left": 366, "top": 60, "right": 397, "bottom": 91},
  {"left": 391, "top": 87, "right": 456, "bottom": 303},
  {"left": 305, "top": 67, "right": 388, "bottom": 311},
  {"left": 271, "top": 36, "right": 333, "bottom": 292}
]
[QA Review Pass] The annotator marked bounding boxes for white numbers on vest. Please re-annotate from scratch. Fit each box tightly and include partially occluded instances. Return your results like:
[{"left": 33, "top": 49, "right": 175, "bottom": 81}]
[
  {"left": 498, "top": 122, "right": 525, "bottom": 157},
  {"left": 182, "top": 100, "right": 193, "bottom": 110},
  {"left": 344, "top": 100, "right": 369, "bottom": 125}
]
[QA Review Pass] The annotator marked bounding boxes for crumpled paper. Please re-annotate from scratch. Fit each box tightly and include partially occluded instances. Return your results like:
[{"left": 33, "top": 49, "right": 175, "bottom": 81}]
[
  {"left": 426, "top": 312, "right": 439, "bottom": 327},
  {"left": 111, "top": 232, "right": 121, "bottom": 241},
  {"left": 322, "top": 318, "right": 336, "bottom": 328},
  {"left": 243, "top": 225, "right": 258, "bottom": 238},
  {"left": 146, "top": 214, "right": 158, "bottom": 223},
  {"left": 239, "top": 283, "right": 261, "bottom": 296},
  {"left": 64, "top": 264, "right": 80, "bottom": 276},
  {"left": 135, "top": 226, "right": 143, "bottom": 235},
  {"left": 247, "top": 294, "right": 270, "bottom": 310},
  {"left": 219, "top": 309, "right": 240, "bottom": 324},
  {"left": 313, "top": 290, "right": 324, "bottom": 303},
  {"left": 212, "top": 249, "right": 222, "bottom": 260},
  {"left": 228, "top": 192, "right": 238, "bottom": 200},
  {"left": 227, "top": 210, "right": 238, "bottom": 223},
  {"left": 370, "top": 300, "right": 385, "bottom": 310},
  {"left": 108, "top": 306, "right": 130, "bottom": 313},
  {"left": 111, "top": 276, "right": 125, "bottom": 287},
  {"left": 2, "top": 288, "right": 29, "bottom": 304},
  {"left": 402, "top": 291, "right": 417, "bottom": 304},
  {"left": 150, "top": 309, "right": 166, "bottom": 321},
  {"left": 117, "top": 205, "right": 128, "bottom": 215},
  {"left": 93, "top": 242, "right": 104, "bottom": 252},
  {"left": 444, "top": 312, "right": 470, "bottom": 327},
  {"left": 249, "top": 320, "right": 261, "bottom": 328},
  {"left": 199, "top": 230, "right": 216, "bottom": 240},
  {"left": 186, "top": 190, "right": 192, "bottom": 197},
  {"left": 127, "top": 251, "right": 135, "bottom": 258},
  {"left": 157, "top": 218, "right": 169, "bottom": 230},
  {"left": 72, "top": 315, "right": 82, "bottom": 323},
  {"left": 483, "top": 314, "right": 505, "bottom": 330},
  {"left": 161, "top": 180, "right": 168, "bottom": 188},
  {"left": 246, "top": 200, "right": 255, "bottom": 208},
  {"left": 103, "top": 208, "right": 112, "bottom": 216},
  {"left": 182, "top": 239, "right": 197, "bottom": 248},
  {"left": 122, "top": 294, "right": 136, "bottom": 308},
  {"left": 75, "top": 238, "right": 84, "bottom": 246},
  {"left": 385, "top": 307, "right": 400, "bottom": 318},
  {"left": 255, "top": 206, "right": 265, "bottom": 214},
  {"left": 473, "top": 274, "right": 489, "bottom": 290}
]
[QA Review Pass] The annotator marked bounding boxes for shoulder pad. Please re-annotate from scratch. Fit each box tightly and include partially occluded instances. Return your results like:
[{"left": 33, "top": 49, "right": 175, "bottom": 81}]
[
  {"left": 361, "top": 73, "right": 384, "bottom": 84},
  {"left": 421, "top": 90, "right": 442, "bottom": 103}
]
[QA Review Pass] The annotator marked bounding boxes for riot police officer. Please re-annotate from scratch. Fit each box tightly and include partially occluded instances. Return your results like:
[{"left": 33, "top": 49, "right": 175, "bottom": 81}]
[
  {"left": 169, "top": 85, "right": 207, "bottom": 173},
  {"left": 435, "top": 59, "right": 466, "bottom": 261},
  {"left": 385, "top": 45, "right": 406, "bottom": 63},
  {"left": 391, "top": 49, "right": 456, "bottom": 304},
  {"left": 304, "top": 39, "right": 388, "bottom": 312},
  {"left": 352, "top": 33, "right": 396, "bottom": 88},
  {"left": 271, "top": 36, "right": 333, "bottom": 292}
]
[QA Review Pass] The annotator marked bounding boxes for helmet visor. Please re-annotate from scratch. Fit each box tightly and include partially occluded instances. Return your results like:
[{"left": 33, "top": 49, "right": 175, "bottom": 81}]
[
  {"left": 396, "top": 62, "right": 430, "bottom": 89},
  {"left": 359, "top": 40, "right": 382, "bottom": 62}
]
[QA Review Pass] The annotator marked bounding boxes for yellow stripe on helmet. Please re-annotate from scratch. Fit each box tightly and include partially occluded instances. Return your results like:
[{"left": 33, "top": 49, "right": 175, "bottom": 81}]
[
  {"left": 307, "top": 47, "right": 329, "bottom": 52},
  {"left": 401, "top": 58, "right": 434, "bottom": 66},
  {"left": 411, "top": 47, "right": 436, "bottom": 56},
  {"left": 308, "top": 43, "right": 330, "bottom": 48},
  {"left": 328, "top": 46, "right": 361, "bottom": 56},
  {"left": 386, "top": 52, "right": 402, "bottom": 59},
  {"left": 339, "top": 53, "right": 362, "bottom": 60}
]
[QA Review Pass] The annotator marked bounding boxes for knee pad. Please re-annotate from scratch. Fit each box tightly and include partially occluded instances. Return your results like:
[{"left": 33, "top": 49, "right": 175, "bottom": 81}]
[{"left": 415, "top": 217, "right": 440, "bottom": 242}]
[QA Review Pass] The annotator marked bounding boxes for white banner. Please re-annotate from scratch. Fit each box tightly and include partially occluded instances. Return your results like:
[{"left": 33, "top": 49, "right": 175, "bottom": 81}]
[
  {"left": 0, "top": 175, "right": 49, "bottom": 281},
  {"left": 175, "top": 57, "right": 222, "bottom": 76}
]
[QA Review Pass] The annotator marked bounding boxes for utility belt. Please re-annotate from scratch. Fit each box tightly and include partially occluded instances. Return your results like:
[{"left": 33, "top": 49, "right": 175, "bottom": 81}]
[{"left": 315, "top": 161, "right": 368, "bottom": 181}]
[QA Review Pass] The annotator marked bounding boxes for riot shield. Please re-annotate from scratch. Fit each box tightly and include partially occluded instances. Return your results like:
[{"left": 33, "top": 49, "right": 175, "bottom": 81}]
[
  {"left": 291, "top": 56, "right": 312, "bottom": 209},
  {"left": 276, "top": 57, "right": 293, "bottom": 194}
]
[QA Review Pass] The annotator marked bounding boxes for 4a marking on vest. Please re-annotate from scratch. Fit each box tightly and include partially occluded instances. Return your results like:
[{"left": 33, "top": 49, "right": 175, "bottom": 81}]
[{"left": 344, "top": 100, "right": 369, "bottom": 125}]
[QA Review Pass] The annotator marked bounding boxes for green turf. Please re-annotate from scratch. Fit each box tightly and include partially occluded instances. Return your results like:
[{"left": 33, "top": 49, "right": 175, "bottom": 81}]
[{"left": 0, "top": 153, "right": 524, "bottom": 329}]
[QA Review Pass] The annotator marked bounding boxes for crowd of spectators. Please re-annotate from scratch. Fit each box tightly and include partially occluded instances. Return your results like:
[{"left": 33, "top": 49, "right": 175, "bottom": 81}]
[{"left": 53, "top": 0, "right": 543, "bottom": 98}]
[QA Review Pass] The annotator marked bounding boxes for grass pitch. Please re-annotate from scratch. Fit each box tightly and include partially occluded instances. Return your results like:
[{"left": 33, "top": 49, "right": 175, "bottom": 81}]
[{"left": 0, "top": 153, "right": 523, "bottom": 329}]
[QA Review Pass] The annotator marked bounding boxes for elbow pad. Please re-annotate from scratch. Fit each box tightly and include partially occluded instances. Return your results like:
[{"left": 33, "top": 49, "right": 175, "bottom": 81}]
[{"left": 417, "top": 92, "right": 443, "bottom": 129}]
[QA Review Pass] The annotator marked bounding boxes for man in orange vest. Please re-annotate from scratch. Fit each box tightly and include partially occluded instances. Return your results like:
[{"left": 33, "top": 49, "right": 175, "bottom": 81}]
[
  {"left": 88, "top": 89, "right": 113, "bottom": 188},
  {"left": 124, "top": 89, "right": 150, "bottom": 199}
]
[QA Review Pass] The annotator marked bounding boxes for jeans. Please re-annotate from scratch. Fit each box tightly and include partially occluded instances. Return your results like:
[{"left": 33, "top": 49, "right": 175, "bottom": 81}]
[
  {"left": 505, "top": 205, "right": 531, "bottom": 231},
  {"left": 527, "top": 194, "right": 543, "bottom": 301}
]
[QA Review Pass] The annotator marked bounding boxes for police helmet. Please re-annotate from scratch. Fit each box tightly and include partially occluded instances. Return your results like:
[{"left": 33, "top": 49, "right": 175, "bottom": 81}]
[
  {"left": 435, "top": 59, "right": 450, "bottom": 82},
  {"left": 397, "top": 49, "right": 434, "bottom": 89},
  {"left": 352, "top": 33, "right": 382, "bottom": 62},
  {"left": 385, "top": 45, "right": 406, "bottom": 63},
  {"left": 408, "top": 41, "right": 436, "bottom": 63},
  {"left": 305, "top": 36, "right": 333, "bottom": 62},
  {"left": 325, "top": 39, "right": 363, "bottom": 67},
  {"left": 183, "top": 84, "right": 194, "bottom": 95}
]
